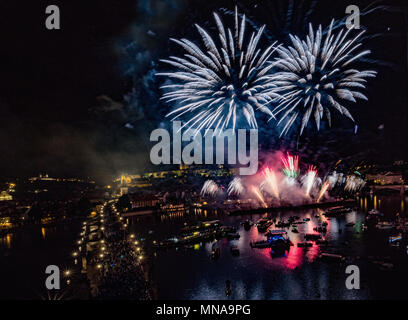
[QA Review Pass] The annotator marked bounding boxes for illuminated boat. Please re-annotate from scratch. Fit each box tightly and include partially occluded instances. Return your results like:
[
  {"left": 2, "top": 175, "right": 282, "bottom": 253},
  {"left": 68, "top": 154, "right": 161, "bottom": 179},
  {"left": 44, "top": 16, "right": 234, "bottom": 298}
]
[
  {"left": 368, "top": 209, "right": 383, "bottom": 216},
  {"left": 375, "top": 221, "right": 394, "bottom": 229},
  {"left": 256, "top": 218, "right": 273, "bottom": 233},
  {"left": 251, "top": 231, "right": 291, "bottom": 253},
  {"left": 181, "top": 220, "right": 221, "bottom": 233},
  {"left": 323, "top": 206, "right": 352, "bottom": 217}
]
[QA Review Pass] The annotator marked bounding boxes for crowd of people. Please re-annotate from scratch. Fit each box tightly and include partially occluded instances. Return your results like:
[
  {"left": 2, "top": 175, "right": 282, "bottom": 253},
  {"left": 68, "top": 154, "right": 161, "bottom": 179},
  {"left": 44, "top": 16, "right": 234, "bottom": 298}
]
[{"left": 93, "top": 206, "right": 151, "bottom": 300}]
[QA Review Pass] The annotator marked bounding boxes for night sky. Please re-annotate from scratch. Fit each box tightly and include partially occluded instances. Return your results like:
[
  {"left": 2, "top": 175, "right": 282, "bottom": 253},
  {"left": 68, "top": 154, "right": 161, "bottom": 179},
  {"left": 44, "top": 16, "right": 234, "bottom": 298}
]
[{"left": 0, "top": 0, "right": 407, "bottom": 183}]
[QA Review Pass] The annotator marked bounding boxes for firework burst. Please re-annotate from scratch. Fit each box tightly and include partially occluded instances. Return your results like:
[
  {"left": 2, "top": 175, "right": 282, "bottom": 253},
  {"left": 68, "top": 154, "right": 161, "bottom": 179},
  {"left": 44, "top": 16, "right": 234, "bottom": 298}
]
[
  {"left": 344, "top": 175, "right": 366, "bottom": 192},
  {"left": 281, "top": 153, "right": 299, "bottom": 178},
  {"left": 270, "top": 20, "right": 377, "bottom": 136},
  {"left": 227, "top": 177, "right": 244, "bottom": 196},
  {"left": 301, "top": 165, "right": 317, "bottom": 197},
  {"left": 260, "top": 167, "right": 280, "bottom": 199},
  {"left": 157, "top": 7, "right": 281, "bottom": 134},
  {"left": 201, "top": 180, "right": 219, "bottom": 197}
]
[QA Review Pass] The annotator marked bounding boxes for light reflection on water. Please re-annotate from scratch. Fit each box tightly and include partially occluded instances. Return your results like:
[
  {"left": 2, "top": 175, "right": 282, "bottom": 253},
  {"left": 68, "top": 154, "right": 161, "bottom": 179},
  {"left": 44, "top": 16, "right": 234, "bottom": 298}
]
[
  {"left": 130, "top": 194, "right": 408, "bottom": 300},
  {"left": 0, "top": 222, "right": 80, "bottom": 299}
]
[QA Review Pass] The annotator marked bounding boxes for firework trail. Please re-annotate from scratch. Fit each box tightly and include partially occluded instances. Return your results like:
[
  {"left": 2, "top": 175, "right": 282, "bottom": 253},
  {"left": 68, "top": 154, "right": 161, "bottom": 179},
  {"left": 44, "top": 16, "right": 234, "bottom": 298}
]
[
  {"left": 302, "top": 165, "right": 317, "bottom": 197},
  {"left": 317, "top": 181, "right": 330, "bottom": 203},
  {"left": 270, "top": 20, "right": 377, "bottom": 136},
  {"left": 281, "top": 153, "right": 299, "bottom": 178},
  {"left": 261, "top": 167, "right": 280, "bottom": 199},
  {"left": 227, "top": 177, "right": 244, "bottom": 196},
  {"left": 250, "top": 186, "right": 267, "bottom": 208},
  {"left": 201, "top": 180, "right": 219, "bottom": 197},
  {"left": 157, "top": 7, "right": 281, "bottom": 134}
]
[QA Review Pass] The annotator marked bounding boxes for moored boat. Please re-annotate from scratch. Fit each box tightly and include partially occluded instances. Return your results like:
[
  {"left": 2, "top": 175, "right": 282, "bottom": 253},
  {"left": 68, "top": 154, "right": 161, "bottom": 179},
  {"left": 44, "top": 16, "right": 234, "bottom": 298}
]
[{"left": 256, "top": 217, "right": 273, "bottom": 233}]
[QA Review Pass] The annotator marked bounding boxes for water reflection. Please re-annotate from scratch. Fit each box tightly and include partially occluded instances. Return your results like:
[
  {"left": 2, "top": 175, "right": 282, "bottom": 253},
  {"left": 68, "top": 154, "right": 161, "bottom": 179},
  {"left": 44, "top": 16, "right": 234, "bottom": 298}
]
[{"left": 131, "top": 193, "right": 408, "bottom": 299}]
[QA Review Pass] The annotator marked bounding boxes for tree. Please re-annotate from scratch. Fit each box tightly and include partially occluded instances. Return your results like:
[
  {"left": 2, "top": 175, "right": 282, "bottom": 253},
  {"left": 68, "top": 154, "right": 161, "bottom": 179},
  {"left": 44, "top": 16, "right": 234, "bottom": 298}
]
[
  {"left": 117, "top": 194, "right": 131, "bottom": 211},
  {"left": 77, "top": 197, "right": 92, "bottom": 217},
  {"left": 28, "top": 203, "right": 43, "bottom": 222}
]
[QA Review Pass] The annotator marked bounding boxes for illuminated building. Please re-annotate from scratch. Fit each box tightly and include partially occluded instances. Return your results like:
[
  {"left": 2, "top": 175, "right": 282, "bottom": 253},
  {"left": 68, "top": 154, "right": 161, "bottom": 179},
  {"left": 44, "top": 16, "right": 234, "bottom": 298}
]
[
  {"left": 0, "top": 191, "right": 12, "bottom": 201},
  {"left": 366, "top": 172, "right": 404, "bottom": 185},
  {"left": 115, "top": 164, "right": 235, "bottom": 189}
]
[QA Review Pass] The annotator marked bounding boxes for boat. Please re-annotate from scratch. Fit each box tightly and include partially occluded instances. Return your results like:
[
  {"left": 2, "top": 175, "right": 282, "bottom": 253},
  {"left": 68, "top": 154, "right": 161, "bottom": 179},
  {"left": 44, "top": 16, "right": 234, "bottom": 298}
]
[
  {"left": 181, "top": 220, "right": 221, "bottom": 233},
  {"left": 266, "top": 229, "right": 287, "bottom": 236},
  {"left": 275, "top": 221, "right": 291, "bottom": 228},
  {"left": 375, "top": 221, "right": 394, "bottom": 229},
  {"left": 291, "top": 227, "right": 299, "bottom": 233},
  {"left": 154, "top": 229, "right": 218, "bottom": 248},
  {"left": 230, "top": 245, "right": 240, "bottom": 256},
  {"left": 297, "top": 242, "right": 313, "bottom": 248},
  {"left": 219, "top": 225, "right": 237, "bottom": 233},
  {"left": 388, "top": 233, "right": 402, "bottom": 244},
  {"left": 320, "top": 253, "right": 345, "bottom": 262},
  {"left": 323, "top": 206, "right": 352, "bottom": 217},
  {"left": 250, "top": 240, "right": 271, "bottom": 248},
  {"left": 251, "top": 232, "right": 291, "bottom": 253},
  {"left": 288, "top": 216, "right": 299, "bottom": 223},
  {"left": 316, "top": 239, "right": 329, "bottom": 245},
  {"left": 304, "top": 233, "right": 322, "bottom": 240},
  {"left": 216, "top": 226, "right": 238, "bottom": 238},
  {"left": 256, "top": 218, "right": 273, "bottom": 233},
  {"left": 368, "top": 209, "right": 383, "bottom": 216}
]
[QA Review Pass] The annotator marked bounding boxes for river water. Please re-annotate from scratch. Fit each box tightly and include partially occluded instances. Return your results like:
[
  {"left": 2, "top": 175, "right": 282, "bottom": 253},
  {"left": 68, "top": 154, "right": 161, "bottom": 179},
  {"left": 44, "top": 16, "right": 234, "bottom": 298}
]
[
  {"left": 0, "top": 221, "right": 81, "bottom": 299},
  {"left": 129, "top": 194, "right": 408, "bottom": 300},
  {"left": 1, "top": 194, "right": 407, "bottom": 299}
]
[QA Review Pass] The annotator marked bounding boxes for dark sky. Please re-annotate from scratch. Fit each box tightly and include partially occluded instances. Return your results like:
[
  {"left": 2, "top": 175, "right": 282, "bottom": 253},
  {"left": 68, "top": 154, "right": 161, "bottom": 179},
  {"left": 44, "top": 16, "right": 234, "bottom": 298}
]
[{"left": 0, "top": 0, "right": 407, "bottom": 183}]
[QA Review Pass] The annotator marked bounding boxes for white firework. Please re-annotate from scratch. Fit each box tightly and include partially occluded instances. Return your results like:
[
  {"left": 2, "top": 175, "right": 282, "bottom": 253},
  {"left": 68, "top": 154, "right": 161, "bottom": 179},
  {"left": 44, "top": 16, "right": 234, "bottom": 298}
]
[
  {"left": 270, "top": 20, "right": 377, "bottom": 136},
  {"left": 157, "top": 7, "right": 280, "bottom": 134},
  {"left": 201, "top": 180, "right": 219, "bottom": 197},
  {"left": 227, "top": 177, "right": 244, "bottom": 196},
  {"left": 327, "top": 171, "right": 339, "bottom": 188},
  {"left": 344, "top": 175, "right": 366, "bottom": 192}
]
